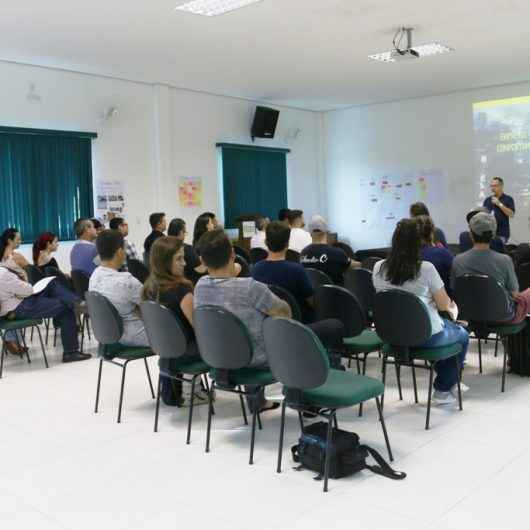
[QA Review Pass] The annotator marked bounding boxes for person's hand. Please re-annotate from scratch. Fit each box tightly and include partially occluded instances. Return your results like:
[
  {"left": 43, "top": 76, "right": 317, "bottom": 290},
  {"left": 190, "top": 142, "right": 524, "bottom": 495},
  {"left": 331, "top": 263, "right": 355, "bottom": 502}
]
[
  {"left": 234, "top": 262, "right": 242, "bottom": 277},
  {"left": 491, "top": 196, "right": 501, "bottom": 206},
  {"left": 12, "top": 252, "right": 29, "bottom": 269}
]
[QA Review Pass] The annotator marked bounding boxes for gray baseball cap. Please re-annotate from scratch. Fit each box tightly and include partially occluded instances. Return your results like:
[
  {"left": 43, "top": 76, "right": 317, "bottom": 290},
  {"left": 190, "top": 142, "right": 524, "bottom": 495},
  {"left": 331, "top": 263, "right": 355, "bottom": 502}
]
[
  {"left": 308, "top": 215, "right": 328, "bottom": 233},
  {"left": 469, "top": 212, "right": 497, "bottom": 236}
]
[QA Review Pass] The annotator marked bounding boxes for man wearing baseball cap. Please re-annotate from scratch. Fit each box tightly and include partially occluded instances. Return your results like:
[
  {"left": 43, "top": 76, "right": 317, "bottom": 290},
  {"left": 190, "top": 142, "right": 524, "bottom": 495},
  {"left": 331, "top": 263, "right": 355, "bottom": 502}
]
[{"left": 300, "top": 215, "right": 361, "bottom": 285}]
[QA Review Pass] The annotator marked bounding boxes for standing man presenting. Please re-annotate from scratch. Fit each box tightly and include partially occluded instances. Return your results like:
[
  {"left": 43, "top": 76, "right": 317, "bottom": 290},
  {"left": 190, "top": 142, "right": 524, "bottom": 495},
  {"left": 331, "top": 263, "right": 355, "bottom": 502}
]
[{"left": 483, "top": 177, "right": 515, "bottom": 243}]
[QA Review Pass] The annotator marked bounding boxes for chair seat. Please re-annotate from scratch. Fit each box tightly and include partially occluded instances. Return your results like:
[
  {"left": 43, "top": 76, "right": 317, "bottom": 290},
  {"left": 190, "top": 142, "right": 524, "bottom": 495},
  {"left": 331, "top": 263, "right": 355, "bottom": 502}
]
[
  {"left": 210, "top": 367, "right": 276, "bottom": 386},
  {"left": 0, "top": 318, "right": 43, "bottom": 331},
  {"left": 343, "top": 329, "right": 383, "bottom": 353},
  {"left": 162, "top": 358, "right": 209, "bottom": 376},
  {"left": 469, "top": 321, "right": 526, "bottom": 336},
  {"left": 383, "top": 342, "right": 462, "bottom": 361},
  {"left": 103, "top": 344, "right": 154, "bottom": 360},
  {"left": 299, "top": 370, "right": 384, "bottom": 408}
]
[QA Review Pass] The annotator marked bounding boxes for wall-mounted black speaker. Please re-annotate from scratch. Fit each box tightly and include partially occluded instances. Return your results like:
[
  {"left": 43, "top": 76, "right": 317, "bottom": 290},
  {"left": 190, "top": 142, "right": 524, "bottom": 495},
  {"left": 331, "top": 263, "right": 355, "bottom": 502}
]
[{"left": 251, "top": 106, "right": 280, "bottom": 141}]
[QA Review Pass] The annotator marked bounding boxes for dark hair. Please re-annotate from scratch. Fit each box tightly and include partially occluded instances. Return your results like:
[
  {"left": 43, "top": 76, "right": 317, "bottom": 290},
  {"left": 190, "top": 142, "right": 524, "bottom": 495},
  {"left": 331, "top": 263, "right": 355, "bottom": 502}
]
[
  {"left": 492, "top": 176, "right": 504, "bottom": 185},
  {"left": 286, "top": 209, "right": 303, "bottom": 224},
  {"left": 379, "top": 219, "right": 422, "bottom": 286},
  {"left": 74, "top": 218, "right": 92, "bottom": 238},
  {"left": 109, "top": 217, "right": 124, "bottom": 230},
  {"left": 278, "top": 208, "right": 290, "bottom": 222},
  {"left": 91, "top": 218, "right": 103, "bottom": 231},
  {"left": 410, "top": 202, "right": 430, "bottom": 217},
  {"left": 33, "top": 232, "right": 57, "bottom": 264},
  {"left": 193, "top": 215, "right": 212, "bottom": 246},
  {"left": 149, "top": 212, "right": 166, "bottom": 230},
  {"left": 255, "top": 216, "right": 268, "bottom": 231},
  {"left": 470, "top": 230, "right": 494, "bottom": 244},
  {"left": 96, "top": 230, "right": 124, "bottom": 261},
  {"left": 0, "top": 228, "right": 19, "bottom": 261},
  {"left": 414, "top": 215, "right": 435, "bottom": 245},
  {"left": 465, "top": 207, "right": 488, "bottom": 224},
  {"left": 168, "top": 218, "right": 186, "bottom": 238},
  {"left": 265, "top": 221, "right": 291, "bottom": 252},
  {"left": 143, "top": 236, "right": 191, "bottom": 301},
  {"left": 200, "top": 212, "right": 216, "bottom": 221},
  {"left": 196, "top": 229, "right": 232, "bottom": 270}
]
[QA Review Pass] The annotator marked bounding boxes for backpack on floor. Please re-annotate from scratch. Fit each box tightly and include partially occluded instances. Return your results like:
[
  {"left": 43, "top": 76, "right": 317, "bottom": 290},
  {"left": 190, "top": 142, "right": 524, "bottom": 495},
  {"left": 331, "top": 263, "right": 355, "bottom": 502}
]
[{"left": 291, "top": 421, "right": 406, "bottom": 481}]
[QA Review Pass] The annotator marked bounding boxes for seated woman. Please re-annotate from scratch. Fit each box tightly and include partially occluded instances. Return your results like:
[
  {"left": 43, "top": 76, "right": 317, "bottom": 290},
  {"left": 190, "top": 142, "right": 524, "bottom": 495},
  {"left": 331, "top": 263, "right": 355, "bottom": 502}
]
[
  {"left": 33, "top": 232, "right": 60, "bottom": 272},
  {"left": 373, "top": 218, "right": 469, "bottom": 405},
  {"left": 142, "top": 236, "right": 208, "bottom": 407},
  {"left": 192, "top": 214, "right": 215, "bottom": 249}
]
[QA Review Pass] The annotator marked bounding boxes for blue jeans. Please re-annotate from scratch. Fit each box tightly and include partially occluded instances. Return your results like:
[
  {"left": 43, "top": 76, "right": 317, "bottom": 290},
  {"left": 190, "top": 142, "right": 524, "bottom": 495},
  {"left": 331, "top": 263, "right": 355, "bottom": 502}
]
[
  {"left": 15, "top": 279, "right": 80, "bottom": 355},
  {"left": 416, "top": 319, "right": 469, "bottom": 392}
]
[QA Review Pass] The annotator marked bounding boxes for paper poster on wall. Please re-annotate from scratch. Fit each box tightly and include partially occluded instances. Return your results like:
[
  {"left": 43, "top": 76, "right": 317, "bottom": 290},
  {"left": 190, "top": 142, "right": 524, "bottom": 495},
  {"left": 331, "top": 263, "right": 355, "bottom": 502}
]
[
  {"left": 95, "top": 181, "right": 126, "bottom": 222},
  {"left": 178, "top": 177, "right": 203, "bottom": 207},
  {"left": 242, "top": 221, "right": 256, "bottom": 239}
]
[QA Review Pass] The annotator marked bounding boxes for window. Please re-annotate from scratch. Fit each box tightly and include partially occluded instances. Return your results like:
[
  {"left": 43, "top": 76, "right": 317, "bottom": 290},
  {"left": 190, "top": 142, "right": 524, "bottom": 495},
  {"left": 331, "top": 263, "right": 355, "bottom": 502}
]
[
  {"left": 0, "top": 126, "right": 96, "bottom": 243},
  {"left": 218, "top": 143, "right": 289, "bottom": 228}
]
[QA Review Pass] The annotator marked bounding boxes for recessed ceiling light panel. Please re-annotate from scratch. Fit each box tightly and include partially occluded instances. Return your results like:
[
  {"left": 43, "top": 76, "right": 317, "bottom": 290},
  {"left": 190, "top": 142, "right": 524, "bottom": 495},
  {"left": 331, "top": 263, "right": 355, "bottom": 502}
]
[{"left": 175, "top": 0, "right": 262, "bottom": 16}]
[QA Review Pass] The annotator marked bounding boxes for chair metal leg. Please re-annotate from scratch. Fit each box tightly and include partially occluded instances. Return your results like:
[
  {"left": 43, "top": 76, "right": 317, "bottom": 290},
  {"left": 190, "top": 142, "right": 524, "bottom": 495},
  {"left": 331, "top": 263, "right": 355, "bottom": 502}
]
[
  {"left": 333, "top": 413, "right": 338, "bottom": 429},
  {"left": 53, "top": 327, "right": 58, "bottom": 348},
  {"left": 35, "top": 326, "right": 48, "bottom": 369},
  {"left": 411, "top": 362, "right": 419, "bottom": 403},
  {"left": 375, "top": 396, "right": 393, "bottom": 462},
  {"left": 323, "top": 411, "right": 334, "bottom": 492},
  {"left": 381, "top": 355, "right": 387, "bottom": 410},
  {"left": 355, "top": 356, "right": 361, "bottom": 374},
  {"left": 238, "top": 385, "right": 248, "bottom": 425},
  {"left": 143, "top": 357, "right": 155, "bottom": 399},
  {"left": 153, "top": 375, "right": 162, "bottom": 432},
  {"left": 257, "top": 412, "right": 263, "bottom": 431},
  {"left": 80, "top": 314, "right": 86, "bottom": 353},
  {"left": 395, "top": 362, "right": 403, "bottom": 401},
  {"left": 502, "top": 345, "right": 508, "bottom": 393},
  {"left": 298, "top": 411, "right": 304, "bottom": 433},
  {"left": 277, "top": 399, "right": 287, "bottom": 473},
  {"left": 94, "top": 359, "right": 103, "bottom": 413},
  {"left": 249, "top": 397, "right": 258, "bottom": 465},
  {"left": 358, "top": 353, "right": 369, "bottom": 417},
  {"left": 45, "top": 319, "right": 50, "bottom": 346},
  {"left": 425, "top": 364, "right": 434, "bottom": 430},
  {"left": 205, "top": 382, "right": 215, "bottom": 453},
  {"left": 455, "top": 356, "right": 463, "bottom": 410},
  {"left": 19, "top": 332, "right": 31, "bottom": 364},
  {"left": 117, "top": 361, "right": 128, "bottom": 424},
  {"left": 186, "top": 375, "right": 197, "bottom": 444},
  {"left": 478, "top": 338, "right": 483, "bottom": 374},
  {"left": 494, "top": 334, "right": 499, "bottom": 357},
  {"left": 0, "top": 341, "right": 5, "bottom": 379},
  {"left": 86, "top": 318, "right": 91, "bottom": 340}
]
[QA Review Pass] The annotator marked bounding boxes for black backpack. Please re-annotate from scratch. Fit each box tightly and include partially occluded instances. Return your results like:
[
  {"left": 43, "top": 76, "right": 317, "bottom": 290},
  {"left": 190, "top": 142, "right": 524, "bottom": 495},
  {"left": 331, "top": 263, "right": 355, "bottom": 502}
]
[{"left": 291, "top": 422, "right": 406, "bottom": 481}]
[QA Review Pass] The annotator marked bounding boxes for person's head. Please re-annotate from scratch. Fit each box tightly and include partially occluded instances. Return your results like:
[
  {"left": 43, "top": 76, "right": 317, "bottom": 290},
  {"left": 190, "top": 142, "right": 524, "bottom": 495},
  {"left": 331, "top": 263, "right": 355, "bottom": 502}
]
[
  {"left": 149, "top": 212, "right": 167, "bottom": 232},
  {"left": 490, "top": 177, "right": 504, "bottom": 197},
  {"left": 196, "top": 228, "right": 234, "bottom": 271},
  {"left": 91, "top": 218, "right": 104, "bottom": 234},
  {"left": 255, "top": 216, "right": 269, "bottom": 233},
  {"left": 0, "top": 228, "right": 21, "bottom": 260},
  {"left": 32, "top": 232, "right": 58, "bottom": 264},
  {"left": 469, "top": 212, "right": 497, "bottom": 245},
  {"left": 308, "top": 215, "right": 329, "bottom": 243},
  {"left": 414, "top": 215, "right": 435, "bottom": 246},
  {"left": 410, "top": 202, "right": 430, "bottom": 218},
  {"left": 278, "top": 208, "right": 290, "bottom": 222},
  {"left": 74, "top": 218, "right": 97, "bottom": 241},
  {"left": 193, "top": 214, "right": 215, "bottom": 246},
  {"left": 465, "top": 206, "right": 489, "bottom": 225},
  {"left": 265, "top": 221, "right": 291, "bottom": 254},
  {"left": 380, "top": 218, "right": 422, "bottom": 286},
  {"left": 200, "top": 212, "right": 218, "bottom": 229},
  {"left": 143, "top": 236, "right": 190, "bottom": 299},
  {"left": 109, "top": 217, "right": 129, "bottom": 237},
  {"left": 96, "top": 229, "right": 125, "bottom": 268},
  {"left": 286, "top": 209, "right": 304, "bottom": 228},
  {"left": 167, "top": 218, "right": 187, "bottom": 241}
]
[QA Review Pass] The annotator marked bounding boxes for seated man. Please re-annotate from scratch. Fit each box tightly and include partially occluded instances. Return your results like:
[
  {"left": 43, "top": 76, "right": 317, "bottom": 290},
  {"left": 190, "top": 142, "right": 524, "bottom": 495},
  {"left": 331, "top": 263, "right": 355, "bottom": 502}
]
[
  {"left": 452, "top": 212, "right": 530, "bottom": 324},
  {"left": 301, "top": 215, "right": 361, "bottom": 285},
  {"left": 287, "top": 209, "right": 312, "bottom": 253},
  {"left": 252, "top": 221, "right": 315, "bottom": 322},
  {"left": 459, "top": 207, "right": 505, "bottom": 254},
  {"left": 109, "top": 217, "right": 140, "bottom": 262},
  {"left": 70, "top": 218, "right": 99, "bottom": 277},
  {"left": 143, "top": 212, "right": 167, "bottom": 257}
]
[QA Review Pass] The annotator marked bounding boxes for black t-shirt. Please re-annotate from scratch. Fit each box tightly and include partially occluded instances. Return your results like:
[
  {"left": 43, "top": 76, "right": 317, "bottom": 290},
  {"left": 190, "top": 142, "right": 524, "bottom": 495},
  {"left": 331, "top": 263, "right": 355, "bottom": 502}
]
[
  {"left": 157, "top": 284, "right": 195, "bottom": 343},
  {"left": 483, "top": 193, "right": 515, "bottom": 239},
  {"left": 515, "top": 244, "right": 530, "bottom": 266},
  {"left": 183, "top": 243, "right": 204, "bottom": 285},
  {"left": 300, "top": 244, "right": 350, "bottom": 284},
  {"left": 144, "top": 230, "right": 164, "bottom": 253}
]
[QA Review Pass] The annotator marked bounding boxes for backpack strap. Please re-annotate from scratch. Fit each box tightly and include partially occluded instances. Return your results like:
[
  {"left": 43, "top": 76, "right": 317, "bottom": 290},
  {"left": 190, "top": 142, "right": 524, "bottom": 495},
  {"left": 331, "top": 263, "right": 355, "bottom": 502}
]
[{"left": 360, "top": 445, "right": 407, "bottom": 480}]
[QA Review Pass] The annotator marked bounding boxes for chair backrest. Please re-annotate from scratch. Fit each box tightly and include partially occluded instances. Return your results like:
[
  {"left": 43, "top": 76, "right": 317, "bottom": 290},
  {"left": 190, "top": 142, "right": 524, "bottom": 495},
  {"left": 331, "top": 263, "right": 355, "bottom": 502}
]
[
  {"left": 127, "top": 259, "right": 150, "bottom": 284},
  {"left": 249, "top": 247, "right": 268, "bottom": 264},
  {"left": 454, "top": 274, "right": 513, "bottom": 324},
  {"left": 517, "top": 263, "right": 530, "bottom": 291},
  {"left": 233, "top": 244, "right": 251, "bottom": 263},
  {"left": 85, "top": 291, "right": 124, "bottom": 345},
  {"left": 333, "top": 241, "right": 356, "bottom": 260},
  {"left": 140, "top": 301, "right": 188, "bottom": 359},
  {"left": 263, "top": 317, "right": 329, "bottom": 390},
  {"left": 361, "top": 256, "right": 381, "bottom": 272},
  {"left": 268, "top": 284, "right": 302, "bottom": 322},
  {"left": 26, "top": 265, "right": 45, "bottom": 285},
  {"left": 194, "top": 305, "right": 253, "bottom": 369},
  {"left": 305, "top": 267, "right": 333, "bottom": 291},
  {"left": 235, "top": 255, "right": 251, "bottom": 278},
  {"left": 373, "top": 289, "right": 432, "bottom": 347},
  {"left": 286, "top": 249, "right": 300, "bottom": 263},
  {"left": 344, "top": 268, "right": 376, "bottom": 315},
  {"left": 71, "top": 269, "right": 90, "bottom": 300},
  {"left": 315, "top": 285, "right": 365, "bottom": 336}
]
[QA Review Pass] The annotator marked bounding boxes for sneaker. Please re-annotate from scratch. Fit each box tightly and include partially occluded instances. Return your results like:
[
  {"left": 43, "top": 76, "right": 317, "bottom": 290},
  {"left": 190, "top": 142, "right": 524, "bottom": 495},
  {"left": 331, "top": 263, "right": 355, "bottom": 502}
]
[
  {"left": 432, "top": 390, "right": 457, "bottom": 405},
  {"left": 450, "top": 382, "right": 469, "bottom": 396},
  {"left": 62, "top": 352, "right": 92, "bottom": 363}
]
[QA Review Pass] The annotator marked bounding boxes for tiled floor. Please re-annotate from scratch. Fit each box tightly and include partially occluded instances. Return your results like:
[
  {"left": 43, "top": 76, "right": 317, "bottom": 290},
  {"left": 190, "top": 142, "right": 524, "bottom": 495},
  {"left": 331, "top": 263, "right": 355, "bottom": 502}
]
[{"left": 1, "top": 332, "right": 529, "bottom": 530}]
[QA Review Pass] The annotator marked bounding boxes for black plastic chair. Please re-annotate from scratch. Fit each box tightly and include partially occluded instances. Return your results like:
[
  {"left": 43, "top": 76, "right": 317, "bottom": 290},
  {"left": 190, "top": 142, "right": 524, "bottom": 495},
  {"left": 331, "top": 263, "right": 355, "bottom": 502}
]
[
  {"left": 361, "top": 256, "right": 381, "bottom": 272},
  {"left": 344, "top": 268, "right": 376, "bottom": 322},
  {"left": 249, "top": 247, "right": 268, "bottom": 264},
  {"left": 86, "top": 291, "right": 155, "bottom": 423},
  {"left": 268, "top": 284, "right": 302, "bottom": 322},
  {"left": 233, "top": 244, "right": 251, "bottom": 263},
  {"left": 235, "top": 255, "right": 251, "bottom": 278},
  {"left": 373, "top": 289, "right": 463, "bottom": 430},
  {"left": 516, "top": 263, "right": 530, "bottom": 291},
  {"left": 454, "top": 274, "right": 526, "bottom": 391},
  {"left": 127, "top": 259, "right": 150, "bottom": 284},
  {"left": 263, "top": 317, "right": 392, "bottom": 492},
  {"left": 305, "top": 268, "right": 333, "bottom": 291},
  {"left": 194, "top": 305, "right": 277, "bottom": 465},
  {"left": 140, "top": 301, "right": 209, "bottom": 443},
  {"left": 71, "top": 269, "right": 91, "bottom": 352},
  {"left": 286, "top": 249, "right": 300, "bottom": 263}
]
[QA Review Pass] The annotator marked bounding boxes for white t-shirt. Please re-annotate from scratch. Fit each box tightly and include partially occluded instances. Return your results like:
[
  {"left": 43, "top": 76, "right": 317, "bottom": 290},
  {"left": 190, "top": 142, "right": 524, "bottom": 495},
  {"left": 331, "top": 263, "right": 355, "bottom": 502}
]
[
  {"left": 289, "top": 227, "right": 312, "bottom": 253},
  {"left": 250, "top": 230, "right": 267, "bottom": 250},
  {"left": 372, "top": 260, "right": 445, "bottom": 336}
]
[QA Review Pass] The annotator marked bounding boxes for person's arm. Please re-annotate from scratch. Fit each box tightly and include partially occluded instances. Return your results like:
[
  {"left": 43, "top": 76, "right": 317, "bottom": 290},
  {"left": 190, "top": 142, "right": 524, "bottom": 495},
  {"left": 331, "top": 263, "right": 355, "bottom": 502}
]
[
  {"left": 4, "top": 271, "right": 34, "bottom": 299},
  {"left": 249, "top": 279, "right": 291, "bottom": 318},
  {"left": 349, "top": 259, "right": 362, "bottom": 269},
  {"left": 492, "top": 196, "right": 515, "bottom": 217},
  {"left": 432, "top": 286, "right": 453, "bottom": 312},
  {"left": 127, "top": 275, "right": 144, "bottom": 306},
  {"left": 180, "top": 292, "right": 194, "bottom": 327}
]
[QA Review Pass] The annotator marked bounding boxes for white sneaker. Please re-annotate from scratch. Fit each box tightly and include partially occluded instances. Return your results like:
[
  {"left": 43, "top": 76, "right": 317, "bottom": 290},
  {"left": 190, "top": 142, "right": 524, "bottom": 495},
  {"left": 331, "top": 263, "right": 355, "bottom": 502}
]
[
  {"left": 432, "top": 390, "right": 457, "bottom": 405},
  {"left": 180, "top": 390, "right": 209, "bottom": 408},
  {"left": 450, "top": 382, "right": 469, "bottom": 396}
]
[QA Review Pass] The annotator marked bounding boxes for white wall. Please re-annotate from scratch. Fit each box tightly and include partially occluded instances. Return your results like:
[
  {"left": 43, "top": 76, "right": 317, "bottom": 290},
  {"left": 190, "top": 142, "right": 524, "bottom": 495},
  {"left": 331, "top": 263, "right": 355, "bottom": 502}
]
[
  {"left": 0, "top": 62, "right": 323, "bottom": 270},
  {"left": 324, "top": 81, "right": 530, "bottom": 250}
]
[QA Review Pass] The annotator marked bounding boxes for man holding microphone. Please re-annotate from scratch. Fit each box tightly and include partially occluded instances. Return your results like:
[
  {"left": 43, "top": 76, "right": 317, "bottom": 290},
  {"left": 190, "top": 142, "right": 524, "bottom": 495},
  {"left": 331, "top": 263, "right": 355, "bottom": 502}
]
[{"left": 483, "top": 177, "right": 515, "bottom": 243}]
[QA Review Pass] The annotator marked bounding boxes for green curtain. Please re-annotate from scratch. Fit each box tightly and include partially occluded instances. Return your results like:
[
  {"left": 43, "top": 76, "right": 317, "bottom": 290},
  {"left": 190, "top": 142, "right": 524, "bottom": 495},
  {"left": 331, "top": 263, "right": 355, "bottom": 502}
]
[
  {"left": 0, "top": 132, "right": 94, "bottom": 243},
  {"left": 221, "top": 146, "right": 288, "bottom": 228}
]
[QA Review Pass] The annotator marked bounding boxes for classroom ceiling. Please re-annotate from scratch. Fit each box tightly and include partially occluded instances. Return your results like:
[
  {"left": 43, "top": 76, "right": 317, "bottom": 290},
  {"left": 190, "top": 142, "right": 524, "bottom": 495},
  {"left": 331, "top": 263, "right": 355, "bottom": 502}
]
[{"left": 2, "top": 0, "right": 530, "bottom": 111}]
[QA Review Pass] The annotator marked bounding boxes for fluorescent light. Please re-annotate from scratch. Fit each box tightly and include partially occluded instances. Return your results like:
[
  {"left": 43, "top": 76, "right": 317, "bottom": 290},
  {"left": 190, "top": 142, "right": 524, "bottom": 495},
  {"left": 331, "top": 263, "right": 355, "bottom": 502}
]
[
  {"left": 369, "top": 42, "right": 454, "bottom": 63},
  {"left": 413, "top": 42, "right": 454, "bottom": 57},
  {"left": 175, "top": 0, "right": 262, "bottom": 16}
]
